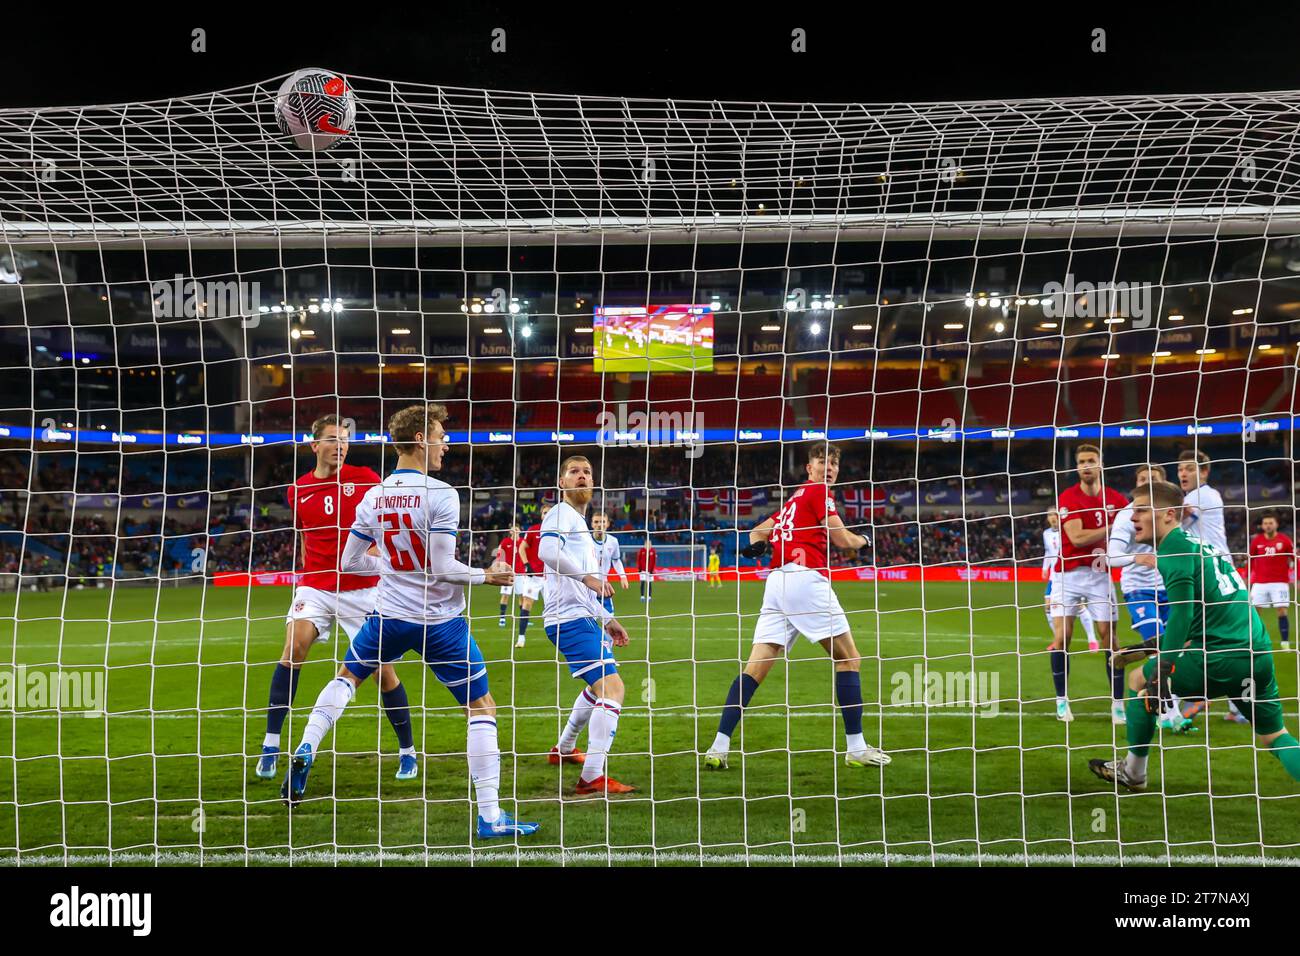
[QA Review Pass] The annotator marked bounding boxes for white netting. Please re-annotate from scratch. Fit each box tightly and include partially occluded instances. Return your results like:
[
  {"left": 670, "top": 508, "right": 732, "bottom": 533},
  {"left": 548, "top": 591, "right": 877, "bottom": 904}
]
[{"left": 1, "top": 73, "right": 1299, "bottom": 866}]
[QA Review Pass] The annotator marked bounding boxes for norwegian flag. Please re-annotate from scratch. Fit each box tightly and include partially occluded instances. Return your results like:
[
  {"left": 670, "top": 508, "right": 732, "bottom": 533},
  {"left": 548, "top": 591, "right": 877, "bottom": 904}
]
[
  {"left": 718, "top": 488, "right": 751, "bottom": 517},
  {"left": 695, "top": 488, "right": 717, "bottom": 513},
  {"left": 541, "top": 488, "right": 560, "bottom": 506},
  {"left": 870, "top": 486, "right": 888, "bottom": 516},
  {"left": 735, "top": 488, "right": 753, "bottom": 517},
  {"left": 841, "top": 486, "right": 864, "bottom": 521}
]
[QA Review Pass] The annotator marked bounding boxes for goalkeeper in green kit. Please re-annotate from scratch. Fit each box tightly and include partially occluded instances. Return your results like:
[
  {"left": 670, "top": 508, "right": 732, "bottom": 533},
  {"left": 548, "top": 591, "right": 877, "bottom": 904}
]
[{"left": 1089, "top": 479, "right": 1300, "bottom": 791}]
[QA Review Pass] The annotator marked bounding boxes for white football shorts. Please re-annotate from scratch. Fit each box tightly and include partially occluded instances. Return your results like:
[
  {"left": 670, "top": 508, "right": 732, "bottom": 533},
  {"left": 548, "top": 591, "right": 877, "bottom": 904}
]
[
  {"left": 286, "top": 586, "right": 377, "bottom": 643},
  {"left": 1250, "top": 582, "right": 1290, "bottom": 609},
  {"left": 752, "top": 563, "right": 851, "bottom": 648}
]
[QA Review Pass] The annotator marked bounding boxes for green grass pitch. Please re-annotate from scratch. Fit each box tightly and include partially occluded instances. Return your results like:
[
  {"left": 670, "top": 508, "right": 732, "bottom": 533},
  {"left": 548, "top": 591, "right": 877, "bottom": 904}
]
[{"left": 1, "top": 580, "right": 1298, "bottom": 866}]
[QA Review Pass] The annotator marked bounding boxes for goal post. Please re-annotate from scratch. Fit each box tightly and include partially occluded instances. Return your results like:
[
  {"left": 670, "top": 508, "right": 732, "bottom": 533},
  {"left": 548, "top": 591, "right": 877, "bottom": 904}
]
[{"left": 1, "top": 72, "right": 1299, "bottom": 866}]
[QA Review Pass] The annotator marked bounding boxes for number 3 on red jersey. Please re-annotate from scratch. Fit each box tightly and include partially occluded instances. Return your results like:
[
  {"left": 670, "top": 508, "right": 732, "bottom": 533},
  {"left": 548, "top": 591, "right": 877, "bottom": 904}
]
[{"left": 381, "top": 512, "right": 427, "bottom": 571}]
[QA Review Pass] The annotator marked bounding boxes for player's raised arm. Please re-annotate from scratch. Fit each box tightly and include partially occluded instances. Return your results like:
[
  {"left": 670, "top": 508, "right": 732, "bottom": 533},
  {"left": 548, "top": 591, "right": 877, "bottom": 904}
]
[
  {"left": 825, "top": 510, "right": 868, "bottom": 551},
  {"left": 427, "top": 527, "right": 512, "bottom": 586},
  {"left": 340, "top": 493, "right": 383, "bottom": 576},
  {"left": 1106, "top": 510, "right": 1137, "bottom": 569},
  {"left": 539, "top": 532, "right": 610, "bottom": 597},
  {"left": 739, "top": 515, "right": 776, "bottom": 558},
  {"left": 340, "top": 529, "right": 384, "bottom": 576}
]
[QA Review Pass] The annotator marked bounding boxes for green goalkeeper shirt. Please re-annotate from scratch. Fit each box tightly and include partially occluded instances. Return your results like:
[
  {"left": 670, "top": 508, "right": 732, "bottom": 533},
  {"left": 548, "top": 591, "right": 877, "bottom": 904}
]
[{"left": 1156, "top": 525, "right": 1268, "bottom": 654}]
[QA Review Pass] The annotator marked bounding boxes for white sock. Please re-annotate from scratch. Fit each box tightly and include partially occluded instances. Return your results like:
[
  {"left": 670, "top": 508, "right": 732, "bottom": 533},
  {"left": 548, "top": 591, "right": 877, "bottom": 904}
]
[
  {"left": 301, "top": 677, "right": 355, "bottom": 752},
  {"left": 1124, "top": 752, "right": 1148, "bottom": 779},
  {"left": 1056, "top": 696, "right": 1068, "bottom": 706},
  {"left": 558, "top": 688, "right": 597, "bottom": 753},
  {"left": 468, "top": 716, "right": 501, "bottom": 824},
  {"left": 262, "top": 732, "right": 281, "bottom": 749},
  {"left": 710, "top": 731, "right": 731, "bottom": 754},
  {"left": 399, "top": 745, "right": 416, "bottom": 757},
  {"left": 846, "top": 732, "right": 866, "bottom": 753},
  {"left": 1228, "top": 699, "right": 1244, "bottom": 717},
  {"left": 580, "top": 698, "right": 621, "bottom": 783}
]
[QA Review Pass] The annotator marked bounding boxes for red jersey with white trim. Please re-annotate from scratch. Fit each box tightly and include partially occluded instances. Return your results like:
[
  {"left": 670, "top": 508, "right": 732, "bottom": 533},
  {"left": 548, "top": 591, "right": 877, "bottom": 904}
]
[
  {"left": 1249, "top": 533, "right": 1294, "bottom": 584},
  {"left": 1056, "top": 483, "right": 1128, "bottom": 572},
  {"left": 288, "top": 464, "right": 381, "bottom": 591},
  {"left": 636, "top": 545, "right": 657, "bottom": 574},
  {"left": 770, "top": 480, "right": 838, "bottom": 575},
  {"left": 524, "top": 523, "right": 545, "bottom": 574},
  {"left": 496, "top": 535, "right": 528, "bottom": 574}
]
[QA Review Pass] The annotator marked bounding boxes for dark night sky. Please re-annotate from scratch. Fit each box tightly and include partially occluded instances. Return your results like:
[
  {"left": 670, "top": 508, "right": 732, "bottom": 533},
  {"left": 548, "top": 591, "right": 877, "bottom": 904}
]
[{"left": 4, "top": 5, "right": 1300, "bottom": 109}]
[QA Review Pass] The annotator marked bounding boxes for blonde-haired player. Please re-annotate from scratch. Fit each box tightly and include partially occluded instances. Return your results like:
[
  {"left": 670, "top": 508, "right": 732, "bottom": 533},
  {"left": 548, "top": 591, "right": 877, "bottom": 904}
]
[{"left": 281, "top": 403, "right": 537, "bottom": 838}]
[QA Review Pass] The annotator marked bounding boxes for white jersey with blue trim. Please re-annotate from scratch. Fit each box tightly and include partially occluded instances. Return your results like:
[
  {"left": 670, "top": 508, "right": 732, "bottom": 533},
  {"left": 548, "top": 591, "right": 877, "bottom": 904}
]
[
  {"left": 540, "top": 501, "right": 605, "bottom": 627},
  {"left": 593, "top": 532, "right": 624, "bottom": 578},
  {"left": 1182, "top": 484, "right": 1229, "bottom": 555},
  {"left": 349, "top": 470, "right": 465, "bottom": 625},
  {"left": 1107, "top": 505, "right": 1163, "bottom": 594}
]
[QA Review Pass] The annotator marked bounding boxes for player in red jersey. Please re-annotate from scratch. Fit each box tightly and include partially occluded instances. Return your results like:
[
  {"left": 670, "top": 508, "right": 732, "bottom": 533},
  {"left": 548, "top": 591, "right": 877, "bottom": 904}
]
[
  {"left": 1051, "top": 443, "right": 1129, "bottom": 724},
  {"left": 702, "top": 441, "right": 889, "bottom": 771},
  {"left": 635, "top": 537, "right": 657, "bottom": 602},
  {"left": 515, "top": 503, "right": 550, "bottom": 648},
  {"left": 1249, "top": 511, "right": 1294, "bottom": 649},
  {"left": 256, "top": 415, "right": 416, "bottom": 782},
  {"left": 493, "top": 524, "right": 530, "bottom": 627}
]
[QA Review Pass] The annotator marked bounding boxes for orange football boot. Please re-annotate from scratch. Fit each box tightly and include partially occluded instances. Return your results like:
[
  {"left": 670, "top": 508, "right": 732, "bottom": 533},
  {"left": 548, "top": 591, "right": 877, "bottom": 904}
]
[
  {"left": 574, "top": 775, "right": 637, "bottom": 795},
  {"left": 548, "top": 745, "right": 586, "bottom": 766}
]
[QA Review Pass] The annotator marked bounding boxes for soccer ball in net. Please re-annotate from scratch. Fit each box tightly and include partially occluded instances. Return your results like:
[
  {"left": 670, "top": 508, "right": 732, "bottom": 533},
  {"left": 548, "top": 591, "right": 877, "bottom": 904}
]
[{"left": 274, "top": 68, "right": 356, "bottom": 152}]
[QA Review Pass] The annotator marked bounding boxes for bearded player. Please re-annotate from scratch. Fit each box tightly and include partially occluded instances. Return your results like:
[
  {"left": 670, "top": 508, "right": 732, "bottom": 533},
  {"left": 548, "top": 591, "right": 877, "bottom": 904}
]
[
  {"left": 1089, "top": 479, "right": 1300, "bottom": 791},
  {"left": 703, "top": 441, "right": 889, "bottom": 771},
  {"left": 539, "top": 456, "right": 636, "bottom": 795},
  {"left": 1052, "top": 444, "right": 1127, "bottom": 724},
  {"left": 282, "top": 403, "right": 537, "bottom": 838},
  {"left": 1248, "top": 511, "right": 1294, "bottom": 650},
  {"left": 256, "top": 415, "right": 416, "bottom": 782}
]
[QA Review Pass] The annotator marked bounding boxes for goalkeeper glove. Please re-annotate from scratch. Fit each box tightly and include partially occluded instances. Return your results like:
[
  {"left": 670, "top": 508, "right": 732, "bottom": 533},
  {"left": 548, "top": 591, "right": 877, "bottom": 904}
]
[
  {"left": 739, "top": 539, "right": 771, "bottom": 560},
  {"left": 1143, "top": 658, "right": 1176, "bottom": 716}
]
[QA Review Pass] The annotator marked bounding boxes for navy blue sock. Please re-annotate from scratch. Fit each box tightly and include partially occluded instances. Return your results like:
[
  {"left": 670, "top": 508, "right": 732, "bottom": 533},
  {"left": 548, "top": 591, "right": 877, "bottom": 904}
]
[
  {"left": 1104, "top": 650, "right": 1124, "bottom": 700},
  {"left": 718, "top": 673, "right": 760, "bottom": 738},
  {"left": 498, "top": 599, "right": 507, "bottom": 617},
  {"left": 1281, "top": 615, "right": 1290, "bottom": 642},
  {"left": 835, "top": 671, "right": 864, "bottom": 736},
  {"left": 382, "top": 684, "right": 414, "bottom": 750},
  {"left": 266, "top": 663, "right": 301, "bottom": 737},
  {"left": 1050, "top": 649, "right": 1068, "bottom": 698},
  {"left": 517, "top": 608, "right": 529, "bottom": 638}
]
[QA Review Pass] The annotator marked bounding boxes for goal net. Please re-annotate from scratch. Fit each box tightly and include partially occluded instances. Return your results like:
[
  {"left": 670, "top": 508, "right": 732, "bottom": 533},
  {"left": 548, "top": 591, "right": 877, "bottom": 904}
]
[{"left": 2, "top": 74, "right": 1299, "bottom": 866}]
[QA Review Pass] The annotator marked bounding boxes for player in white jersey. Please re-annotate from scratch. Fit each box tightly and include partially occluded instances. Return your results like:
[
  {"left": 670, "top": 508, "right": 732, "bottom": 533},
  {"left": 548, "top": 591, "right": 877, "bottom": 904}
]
[
  {"left": 538, "top": 455, "right": 636, "bottom": 795},
  {"left": 1107, "top": 465, "right": 1195, "bottom": 733},
  {"left": 1178, "top": 450, "right": 1229, "bottom": 553},
  {"left": 1043, "top": 509, "right": 1098, "bottom": 651},
  {"left": 280, "top": 403, "right": 538, "bottom": 839},
  {"left": 1176, "top": 449, "right": 1247, "bottom": 724},
  {"left": 590, "top": 510, "right": 629, "bottom": 617}
]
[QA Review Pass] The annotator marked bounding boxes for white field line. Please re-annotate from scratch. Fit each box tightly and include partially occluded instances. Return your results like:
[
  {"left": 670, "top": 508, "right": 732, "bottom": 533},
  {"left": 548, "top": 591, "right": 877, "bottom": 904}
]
[
  {"left": 2, "top": 847, "right": 1298, "bottom": 867},
  {"left": 3, "top": 624, "right": 1049, "bottom": 652},
  {"left": 0, "top": 706, "right": 1211, "bottom": 722}
]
